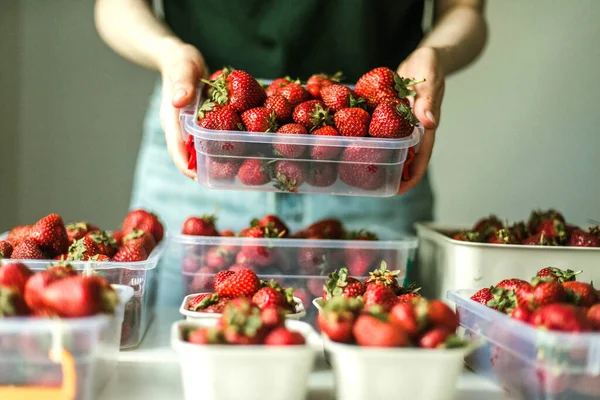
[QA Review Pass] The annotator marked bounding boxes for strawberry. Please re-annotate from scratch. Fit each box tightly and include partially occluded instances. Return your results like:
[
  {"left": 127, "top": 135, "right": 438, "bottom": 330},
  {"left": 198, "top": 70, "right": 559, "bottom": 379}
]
[
  {"left": 538, "top": 218, "right": 567, "bottom": 243},
  {"left": 252, "top": 284, "right": 289, "bottom": 310},
  {"left": 563, "top": 281, "right": 597, "bottom": 307},
  {"left": 206, "top": 70, "right": 266, "bottom": 113},
  {"left": 345, "top": 231, "right": 380, "bottom": 277},
  {"left": 507, "top": 221, "right": 528, "bottom": 242},
  {"left": 122, "top": 209, "right": 164, "bottom": 243},
  {"left": 292, "top": 100, "right": 332, "bottom": 131},
  {"left": 307, "top": 163, "right": 338, "bottom": 187},
  {"left": 112, "top": 243, "right": 148, "bottom": 262},
  {"left": 567, "top": 229, "right": 599, "bottom": 247},
  {"left": 320, "top": 84, "right": 365, "bottom": 113},
  {"left": 241, "top": 107, "right": 278, "bottom": 132},
  {"left": 221, "top": 298, "right": 265, "bottom": 344},
  {"left": 397, "top": 293, "right": 421, "bottom": 303},
  {"left": 0, "top": 262, "right": 33, "bottom": 295},
  {"left": 42, "top": 275, "right": 119, "bottom": 317},
  {"left": 323, "top": 267, "right": 364, "bottom": 299},
  {"left": 220, "top": 229, "right": 236, "bottom": 237},
  {"left": 470, "top": 287, "right": 494, "bottom": 306},
  {"left": 213, "top": 270, "right": 235, "bottom": 290},
  {"left": 86, "top": 231, "right": 118, "bottom": 258},
  {"left": 260, "top": 306, "right": 285, "bottom": 329},
  {"left": 353, "top": 313, "right": 410, "bottom": 347},
  {"left": 11, "top": 239, "right": 46, "bottom": 260},
  {"left": 182, "top": 214, "right": 219, "bottom": 236},
  {"left": 186, "top": 134, "right": 197, "bottom": 171},
  {"left": 418, "top": 327, "right": 453, "bottom": 349},
  {"left": 253, "top": 215, "right": 289, "bottom": 237},
  {"left": 369, "top": 100, "right": 418, "bottom": 138},
  {"left": 306, "top": 72, "right": 343, "bottom": 99},
  {"left": 89, "top": 254, "right": 110, "bottom": 261},
  {"left": 354, "top": 67, "right": 423, "bottom": 110},
  {"left": 112, "top": 230, "right": 124, "bottom": 247},
  {"left": 310, "top": 125, "right": 342, "bottom": 160},
  {"left": 67, "top": 236, "right": 100, "bottom": 261},
  {"left": 530, "top": 303, "right": 592, "bottom": 332},
  {"left": 198, "top": 102, "right": 243, "bottom": 132},
  {"left": 187, "top": 327, "right": 224, "bottom": 345},
  {"left": 510, "top": 304, "right": 533, "bottom": 323},
  {"left": 487, "top": 227, "right": 519, "bottom": 244},
  {"left": 306, "top": 218, "right": 344, "bottom": 239},
  {"left": 586, "top": 304, "right": 600, "bottom": 330},
  {"left": 495, "top": 278, "right": 531, "bottom": 293},
  {"left": 339, "top": 145, "right": 392, "bottom": 191},
  {"left": 6, "top": 225, "right": 32, "bottom": 247},
  {"left": 207, "top": 157, "right": 241, "bottom": 182},
  {"left": 272, "top": 160, "right": 307, "bottom": 192},
  {"left": 0, "top": 241, "right": 13, "bottom": 258},
  {"left": 235, "top": 245, "right": 278, "bottom": 267},
  {"left": 24, "top": 263, "right": 77, "bottom": 310},
  {"left": 451, "top": 231, "right": 481, "bottom": 242},
  {"left": 278, "top": 82, "right": 309, "bottom": 107},
  {"left": 536, "top": 267, "right": 580, "bottom": 283},
  {"left": 205, "top": 247, "right": 234, "bottom": 270},
  {"left": 0, "top": 286, "right": 30, "bottom": 317},
  {"left": 208, "top": 68, "right": 229, "bottom": 81},
  {"left": 416, "top": 299, "right": 459, "bottom": 332},
  {"left": 187, "top": 293, "right": 220, "bottom": 311},
  {"left": 472, "top": 215, "right": 504, "bottom": 233},
  {"left": 122, "top": 229, "right": 156, "bottom": 254},
  {"left": 264, "top": 328, "right": 305, "bottom": 345},
  {"left": 363, "top": 260, "right": 400, "bottom": 293},
  {"left": 527, "top": 209, "right": 565, "bottom": 235},
  {"left": 389, "top": 302, "right": 420, "bottom": 336},
  {"left": 522, "top": 232, "right": 555, "bottom": 246},
  {"left": 272, "top": 123, "right": 308, "bottom": 159},
  {"left": 264, "top": 95, "right": 293, "bottom": 123},
  {"left": 363, "top": 284, "right": 397, "bottom": 312},
  {"left": 65, "top": 221, "right": 99, "bottom": 245},
  {"left": 296, "top": 245, "right": 330, "bottom": 275},
  {"left": 265, "top": 77, "right": 296, "bottom": 97},
  {"left": 215, "top": 269, "right": 261, "bottom": 298},
  {"left": 334, "top": 107, "right": 370, "bottom": 137},
  {"left": 531, "top": 278, "right": 566, "bottom": 307},
  {"left": 317, "top": 296, "right": 363, "bottom": 343},
  {"left": 237, "top": 159, "right": 271, "bottom": 186},
  {"left": 29, "top": 214, "right": 69, "bottom": 257}
]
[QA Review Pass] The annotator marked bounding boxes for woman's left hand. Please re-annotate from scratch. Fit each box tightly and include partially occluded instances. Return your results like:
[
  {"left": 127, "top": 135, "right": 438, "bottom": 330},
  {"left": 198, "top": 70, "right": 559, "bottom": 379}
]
[{"left": 396, "top": 47, "right": 445, "bottom": 195}]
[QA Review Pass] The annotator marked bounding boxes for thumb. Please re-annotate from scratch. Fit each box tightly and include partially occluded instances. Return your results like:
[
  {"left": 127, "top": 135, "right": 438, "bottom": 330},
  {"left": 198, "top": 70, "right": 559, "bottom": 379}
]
[
  {"left": 412, "top": 81, "right": 439, "bottom": 131},
  {"left": 166, "top": 60, "right": 200, "bottom": 109}
]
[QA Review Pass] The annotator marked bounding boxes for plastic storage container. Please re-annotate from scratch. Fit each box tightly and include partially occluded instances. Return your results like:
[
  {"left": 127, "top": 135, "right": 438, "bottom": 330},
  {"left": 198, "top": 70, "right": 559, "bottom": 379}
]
[
  {"left": 179, "top": 293, "right": 306, "bottom": 321},
  {"left": 0, "top": 285, "right": 132, "bottom": 400},
  {"left": 448, "top": 289, "right": 600, "bottom": 399},
  {"left": 171, "top": 228, "right": 417, "bottom": 326},
  {"left": 323, "top": 336, "right": 475, "bottom": 400},
  {"left": 1, "top": 239, "right": 166, "bottom": 349},
  {"left": 180, "top": 84, "right": 423, "bottom": 197},
  {"left": 171, "top": 319, "right": 319, "bottom": 400},
  {"left": 415, "top": 223, "right": 600, "bottom": 299}
]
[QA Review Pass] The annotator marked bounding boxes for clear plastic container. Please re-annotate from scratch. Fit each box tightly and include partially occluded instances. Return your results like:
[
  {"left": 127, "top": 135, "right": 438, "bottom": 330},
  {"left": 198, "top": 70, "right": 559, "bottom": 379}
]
[
  {"left": 415, "top": 223, "right": 600, "bottom": 300},
  {"left": 171, "top": 319, "right": 319, "bottom": 400},
  {"left": 1, "top": 237, "right": 166, "bottom": 349},
  {"left": 0, "top": 285, "right": 132, "bottom": 400},
  {"left": 170, "top": 228, "right": 417, "bottom": 326},
  {"left": 448, "top": 289, "right": 600, "bottom": 399},
  {"left": 180, "top": 83, "right": 424, "bottom": 197}
]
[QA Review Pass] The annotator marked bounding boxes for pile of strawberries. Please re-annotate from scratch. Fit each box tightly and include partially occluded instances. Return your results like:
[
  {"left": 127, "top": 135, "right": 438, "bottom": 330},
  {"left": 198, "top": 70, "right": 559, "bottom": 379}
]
[
  {"left": 186, "top": 269, "right": 300, "bottom": 315},
  {"left": 0, "top": 262, "right": 118, "bottom": 318},
  {"left": 0, "top": 209, "right": 164, "bottom": 262},
  {"left": 186, "top": 67, "right": 423, "bottom": 192},
  {"left": 471, "top": 266, "right": 600, "bottom": 332},
  {"left": 451, "top": 209, "right": 599, "bottom": 247},
  {"left": 184, "top": 298, "right": 305, "bottom": 346}
]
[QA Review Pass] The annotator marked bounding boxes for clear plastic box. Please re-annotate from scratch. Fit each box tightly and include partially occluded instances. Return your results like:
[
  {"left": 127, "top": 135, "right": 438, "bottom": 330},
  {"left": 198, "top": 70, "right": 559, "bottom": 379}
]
[
  {"left": 1, "top": 238, "right": 166, "bottom": 349},
  {"left": 180, "top": 83, "right": 423, "bottom": 197},
  {"left": 0, "top": 285, "right": 132, "bottom": 400},
  {"left": 170, "top": 228, "right": 417, "bottom": 326},
  {"left": 448, "top": 289, "right": 600, "bottom": 399}
]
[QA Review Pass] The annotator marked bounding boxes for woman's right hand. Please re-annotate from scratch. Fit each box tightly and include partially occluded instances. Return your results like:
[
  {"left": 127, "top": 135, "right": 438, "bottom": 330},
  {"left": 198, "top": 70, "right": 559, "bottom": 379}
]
[{"left": 157, "top": 39, "right": 208, "bottom": 179}]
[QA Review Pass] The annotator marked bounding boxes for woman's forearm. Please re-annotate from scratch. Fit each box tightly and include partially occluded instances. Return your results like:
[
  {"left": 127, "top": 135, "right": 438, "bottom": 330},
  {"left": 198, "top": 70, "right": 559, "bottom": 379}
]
[
  {"left": 94, "top": 0, "right": 182, "bottom": 71},
  {"left": 420, "top": 0, "right": 488, "bottom": 75}
]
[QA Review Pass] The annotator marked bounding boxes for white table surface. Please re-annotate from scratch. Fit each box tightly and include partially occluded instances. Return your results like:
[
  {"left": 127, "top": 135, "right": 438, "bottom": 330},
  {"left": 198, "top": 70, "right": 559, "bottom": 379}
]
[{"left": 98, "top": 309, "right": 511, "bottom": 400}]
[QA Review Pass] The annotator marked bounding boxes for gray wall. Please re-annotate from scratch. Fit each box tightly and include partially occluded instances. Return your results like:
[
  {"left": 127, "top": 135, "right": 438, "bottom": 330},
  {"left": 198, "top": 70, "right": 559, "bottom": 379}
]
[{"left": 1, "top": 0, "right": 598, "bottom": 232}]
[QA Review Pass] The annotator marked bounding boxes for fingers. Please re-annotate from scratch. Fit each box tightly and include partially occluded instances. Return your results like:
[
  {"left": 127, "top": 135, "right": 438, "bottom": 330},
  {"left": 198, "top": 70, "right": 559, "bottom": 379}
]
[
  {"left": 412, "top": 79, "right": 440, "bottom": 130},
  {"left": 397, "top": 128, "right": 435, "bottom": 195},
  {"left": 166, "top": 60, "right": 202, "bottom": 109}
]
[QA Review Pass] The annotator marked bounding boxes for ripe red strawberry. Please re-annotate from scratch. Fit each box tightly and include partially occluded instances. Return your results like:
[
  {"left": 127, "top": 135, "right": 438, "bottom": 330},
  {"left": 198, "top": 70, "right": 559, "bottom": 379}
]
[
  {"left": 568, "top": 229, "right": 599, "bottom": 247},
  {"left": 186, "top": 134, "right": 197, "bottom": 171},
  {"left": 187, "top": 327, "right": 224, "bottom": 344},
  {"left": 306, "top": 218, "right": 344, "bottom": 239},
  {"left": 112, "top": 243, "right": 148, "bottom": 262},
  {"left": 363, "top": 284, "right": 397, "bottom": 312},
  {"left": 307, "top": 163, "right": 338, "bottom": 187},
  {"left": 182, "top": 214, "right": 219, "bottom": 236},
  {"left": 207, "top": 157, "right": 241, "bottom": 182},
  {"left": 278, "top": 82, "right": 309, "bottom": 106},
  {"left": 527, "top": 209, "right": 566, "bottom": 234},
  {"left": 213, "top": 270, "right": 235, "bottom": 290},
  {"left": 470, "top": 287, "right": 495, "bottom": 307},
  {"left": 206, "top": 70, "right": 266, "bottom": 113},
  {"left": 317, "top": 296, "right": 362, "bottom": 343},
  {"left": 306, "top": 72, "right": 343, "bottom": 99},
  {"left": 198, "top": 102, "right": 243, "bottom": 132},
  {"left": 42, "top": 275, "right": 119, "bottom": 317},
  {"left": 272, "top": 160, "right": 307, "bottom": 192},
  {"left": 241, "top": 107, "right": 278, "bottom": 132},
  {"left": 369, "top": 100, "right": 418, "bottom": 138},
  {"left": 345, "top": 231, "right": 380, "bottom": 277},
  {"left": 187, "top": 293, "right": 220, "bottom": 311},
  {"left": 292, "top": 100, "right": 332, "bottom": 131},
  {"left": 0, "top": 240, "right": 13, "bottom": 258},
  {"left": 215, "top": 269, "right": 261, "bottom": 298},
  {"left": 339, "top": 145, "right": 392, "bottom": 191},
  {"left": 320, "top": 84, "right": 365, "bottom": 113},
  {"left": 538, "top": 219, "right": 567, "bottom": 243},
  {"left": 24, "top": 264, "right": 77, "bottom": 310},
  {"left": 0, "top": 262, "right": 33, "bottom": 295},
  {"left": 122, "top": 229, "right": 156, "bottom": 254},
  {"left": 86, "top": 231, "right": 118, "bottom": 258},
  {"left": 6, "top": 225, "right": 32, "bottom": 247},
  {"left": 323, "top": 267, "right": 365, "bottom": 299},
  {"left": 205, "top": 247, "right": 234, "bottom": 270},
  {"left": 265, "top": 77, "right": 296, "bottom": 97},
  {"left": 487, "top": 227, "right": 520, "bottom": 244},
  {"left": 495, "top": 278, "right": 532, "bottom": 293},
  {"left": 252, "top": 284, "right": 291, "bottom": 310},
  {"left": 354, "top": 67, "right": 422, "bottom": 110},
  {"left": 221, "top": 230, "right": 235, "bottom": 237},
  {"left": 353, "top": 313, "right": 410, "bottom": 347},
  {"left": 536, "top": 267, "right": 580, "bottom": 283},
  {"left": 235, "top": 245, "right": 278, "bottom": 267},
  {"left": 472, "top": 215, "right": 503, "bottom": 233},
  {"left": 531, "top": 279, "right": 566, "bottom": 307},
  {"left": 563, "top": 281, "right": 597, "bottom": 307},
  {"left": 89, "top": 254, "right": 111, "bottom": 261},
  {"left": 586, "top": 304, "right": 600, "bottom": 329},
  {"left": 29, "top": 214, "right": 69, "bottom": 257},
  {"left": 510, "top": 304, "right": 533, "bottom": 323},
  {"left": 419, "top": 299, "right": 459, "bottom": 332},
  {"left": 221, "top": 298, "right": 265, "bottom": 344},
  {"left": 0, "top": 286, "right": 30, "bottom": 317},
  {"left": 67, "top": 236, "right": 100, "bottom": 261},
  {"left": 65, "top": 222, "right": 98, "bottom": 244},
  {"left": 122, "top": 209, "right": 164, "bottom": 243},
  {"left": 273, "top": 123, "right": 307, "bottom": 158},
  {"left": 259, "top": 305, "right": 285, "bottom": 329},
  {"left": 237, "top": 159, "right": 271, "bottom": 186},
  {"left": 253, "top": 215, "right": 289, "bottom": 237},
  {"left": 112, "top": 230, "right": 124, "bottom": 247},
  {"left": 389, "top": 302, "right": 420, "bottom": 336},
  {"left": 264, "top": 95, "right": 293, "bottom": 123},
  {"left": 397, "top": 293, "right": 421, "bottom": 303},
  {"left": 11, "top": 239, "right": 46, "bottom": 260},
  {"left": 334, "top": 107, "right": 370, "bottom": 137},
  {"left": 264, "top": 328, "right": 305, "bottom": 345},
  {"left": 522, "top": 232, "right": 555, "bottom": 246},
  {"left": 451, "top": 231, "right": 481, "bottom": 242},
  {"left": 531, "top": 303, "right": 592, "bottom": 332},
  {"left": 310, "top": 125, "right": 342, "bottom": 160}
]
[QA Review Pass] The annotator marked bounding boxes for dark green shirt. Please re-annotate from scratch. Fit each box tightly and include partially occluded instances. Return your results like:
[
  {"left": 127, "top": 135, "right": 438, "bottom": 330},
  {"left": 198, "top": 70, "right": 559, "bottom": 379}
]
[{"left": 164, "top": 0, "right": 425, "bottom": 82}]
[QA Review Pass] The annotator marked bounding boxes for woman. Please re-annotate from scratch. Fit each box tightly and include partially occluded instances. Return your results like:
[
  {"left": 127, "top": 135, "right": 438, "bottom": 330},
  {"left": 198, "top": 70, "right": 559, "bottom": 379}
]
[{"left": 95, "top": 0, "right": 487, "bottom": 306}]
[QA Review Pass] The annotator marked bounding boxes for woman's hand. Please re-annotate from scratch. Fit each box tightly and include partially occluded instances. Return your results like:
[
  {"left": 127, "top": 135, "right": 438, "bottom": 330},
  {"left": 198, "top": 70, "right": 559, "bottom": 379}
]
[
  {"left": 158, "top": 40, "right": 208, "bottom": 179},
  {"left": 397, "top": 47, "right": 445, "bottom": 194}
]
